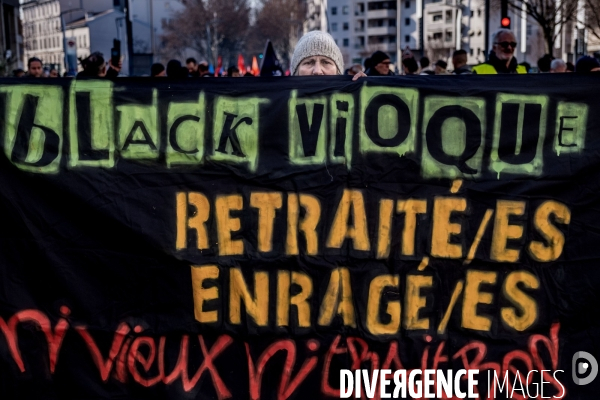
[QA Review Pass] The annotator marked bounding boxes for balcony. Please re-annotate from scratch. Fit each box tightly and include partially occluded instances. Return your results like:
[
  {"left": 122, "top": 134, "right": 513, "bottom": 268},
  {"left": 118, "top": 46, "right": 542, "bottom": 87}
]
[
  {"left": 367, "top": 9, "right": 396, "bottom": 19},
  {"left": 367, "top": 42, "right": 397, "bottom": 53},
  {"left": 367, "top": 26, "right": 396, "bottom": 36}
]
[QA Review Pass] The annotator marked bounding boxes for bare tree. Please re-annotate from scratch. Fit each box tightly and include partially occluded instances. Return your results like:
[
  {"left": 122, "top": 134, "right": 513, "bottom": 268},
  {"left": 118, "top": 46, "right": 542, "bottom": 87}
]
[
  {"left": 578, "top": 0, "right": 600, "bottom": 43},
  {"left": 160, "top": 0, "right": 251, "bottom": 66},
  {"left": 249, "top": 0, "right": 303, "bottom": 70},
  {"left": 496, "top": 0, "right": 578, "bottom": 56}
]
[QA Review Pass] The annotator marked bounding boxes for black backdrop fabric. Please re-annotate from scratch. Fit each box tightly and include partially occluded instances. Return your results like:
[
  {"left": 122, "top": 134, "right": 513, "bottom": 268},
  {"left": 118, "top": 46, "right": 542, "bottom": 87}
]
[{"left": 0, "top": 75, "right": 599, "bottom": 399}]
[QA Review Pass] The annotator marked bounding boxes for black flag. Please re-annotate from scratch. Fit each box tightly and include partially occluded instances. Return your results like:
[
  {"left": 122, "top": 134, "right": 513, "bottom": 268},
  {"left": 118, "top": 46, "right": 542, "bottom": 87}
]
[{"left": 260, "top": 40, "right": 284, "bottom": 76}]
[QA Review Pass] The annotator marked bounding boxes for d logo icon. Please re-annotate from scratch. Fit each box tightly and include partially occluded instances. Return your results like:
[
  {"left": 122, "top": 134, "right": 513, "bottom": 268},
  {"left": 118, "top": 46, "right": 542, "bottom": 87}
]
[{"left": 572, "top": 351, "right": 598, "bottom": 385}]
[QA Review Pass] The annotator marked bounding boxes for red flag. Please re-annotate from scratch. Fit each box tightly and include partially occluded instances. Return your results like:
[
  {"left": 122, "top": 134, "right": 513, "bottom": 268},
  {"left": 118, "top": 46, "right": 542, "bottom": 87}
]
[
  {"left": 237, "top": 54, "right": 245, "bottom": 74},
  {"left": 251, "top": 56, "right": 260, "bottom": 76},
  {"left": 215, "top": 56, "right": 222, "bottom": 77}
]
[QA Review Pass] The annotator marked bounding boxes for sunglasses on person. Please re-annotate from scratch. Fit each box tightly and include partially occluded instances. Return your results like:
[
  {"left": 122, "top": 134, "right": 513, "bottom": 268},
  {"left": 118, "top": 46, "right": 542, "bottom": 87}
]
[{"left": 495, "top": 41, "right": 517, "bottom": 49}]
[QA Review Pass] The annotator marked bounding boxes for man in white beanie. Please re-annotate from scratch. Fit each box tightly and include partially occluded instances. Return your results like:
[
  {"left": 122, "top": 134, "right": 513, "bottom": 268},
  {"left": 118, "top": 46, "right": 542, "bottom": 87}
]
[{"left": 291, "top": 31, "right": 365, "bottom": 79}]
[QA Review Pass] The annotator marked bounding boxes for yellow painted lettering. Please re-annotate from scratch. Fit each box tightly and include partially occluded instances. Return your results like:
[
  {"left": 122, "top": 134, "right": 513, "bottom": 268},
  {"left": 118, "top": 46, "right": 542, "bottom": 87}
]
[
  {"left": 318, "top": 267, "right": 356, "bottom": 327},
  {"left": 491, "top": 200, "right": 526, "bottom": 262},
  {"left": 501, "top": 271, "right": 539, "bottom": 331},
  {"left": 462, "top": 270, "right": 497, "bottom": 331},
  {"left": 215, "top": 194, "right": 244, "bottom": 256},
  {"left": 367, "top": 274, "right": 400, "bottom": 335},
  {"left": 528, "top": 201, "right": 571, "bottom": 262},
  {"left": 229, "top": 268, "right": 269, "bottom": 326},
  {"left": 327, "top": 189, "right": 370, "bottom": 251},
  {"left": 191, "top": 265, "right": 219, "bottom": 323}
]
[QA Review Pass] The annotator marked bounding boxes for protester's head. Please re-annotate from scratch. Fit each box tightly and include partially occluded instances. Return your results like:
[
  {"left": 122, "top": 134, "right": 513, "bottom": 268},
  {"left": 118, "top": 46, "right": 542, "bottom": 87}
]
[
  {"left": 402, "top": 57, "right": 419, "bottom": 74},
  {"left": 566, "top": 61, "right": 575, "bottom": 72},
  {"left": 550, "top": 58, "right": 566, "bottom": 73},
  {"left": 537, "top": 54, "right": 554, "bottom": 72},
  {"left": 49, "top": 68, "right": 59, "bottom": 77},
  {"left": 491, "top": 28, "right": 517, "bottom": 62},
  {"left": 186, "top": 57, "right": 198, "bottom": 74},
  {"left": 370, "top": 50, "right": 391, "bottom": 75},
  {"left": 198, "top": 61, "right": 210, "bottom": 76},
  {"left": 227, "top": 66, "right": 240, "bottom": 77},
  {"left": 151, "top": 63, "right": 166, "bottom": 77},
  {"left": 27, "top": 57, "right": 44, "bottom": 77},
  {"left": 575, "top": 56, "right": 600, "bottom": 73},
  {"left": 167, "top": 59, "right": 188, "bottom": 78},
  {"left": 452, "top": 50, "right": 467, "bottom": 70},
  {"left": 243, "top": 71, "right": 254, "bottom": 77},
  {"left": 81, "top": 52, "right": 106, "bottom": 77},
  {"left": 345, "top": 64, "right": 363, "bottom": 75},
  {"left": 434, "top": 60, "right": 448, "bottom": 74},
  {"left": 13, "top": 68, "right": 25, "bottom": 78},
  {"left": 364, "top": 57, "right": 372, "bottom": 72},
  {"left": 290, "top": 31, "right": 343, "bottom": 76},
  {"left": 420, "top": 56, "right": 430, "bottom": 70}
]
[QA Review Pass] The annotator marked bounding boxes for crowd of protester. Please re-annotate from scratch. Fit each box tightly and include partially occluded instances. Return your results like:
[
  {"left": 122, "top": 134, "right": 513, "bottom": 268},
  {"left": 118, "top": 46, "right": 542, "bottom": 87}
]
[{"left": 13, "top": 28, "right": 600, "bottom": 79}]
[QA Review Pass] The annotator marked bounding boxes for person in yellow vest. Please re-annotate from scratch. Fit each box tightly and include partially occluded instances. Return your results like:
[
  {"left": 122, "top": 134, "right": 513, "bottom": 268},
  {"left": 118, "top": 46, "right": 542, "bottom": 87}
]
[{"left": 473, "top": 29, "right": 527, "bottom": 74}]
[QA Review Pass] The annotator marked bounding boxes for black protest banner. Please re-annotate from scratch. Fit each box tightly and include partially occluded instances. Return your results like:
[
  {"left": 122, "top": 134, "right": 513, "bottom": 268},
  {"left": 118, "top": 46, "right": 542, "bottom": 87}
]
[{"left": 0, "top": 75, "right": 598, "bottom": 399}]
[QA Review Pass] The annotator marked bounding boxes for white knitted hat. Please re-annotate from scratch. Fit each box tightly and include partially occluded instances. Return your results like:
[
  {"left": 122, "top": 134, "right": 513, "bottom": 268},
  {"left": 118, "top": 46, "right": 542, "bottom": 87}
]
[{"left": 291, "top": 31, "right": 344, "bottom": 75}]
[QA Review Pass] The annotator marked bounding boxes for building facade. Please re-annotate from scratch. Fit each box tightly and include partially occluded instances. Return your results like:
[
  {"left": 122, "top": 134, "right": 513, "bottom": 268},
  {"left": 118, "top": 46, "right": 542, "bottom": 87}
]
[{"left": 1, "top": 0, "right": 22, "bottom": 74}]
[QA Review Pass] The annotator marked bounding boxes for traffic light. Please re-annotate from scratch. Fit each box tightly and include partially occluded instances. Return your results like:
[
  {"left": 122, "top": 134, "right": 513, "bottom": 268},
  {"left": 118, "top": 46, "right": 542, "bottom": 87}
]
[{"left": 501, "top": 0, "right": 511, "bottom": 29}]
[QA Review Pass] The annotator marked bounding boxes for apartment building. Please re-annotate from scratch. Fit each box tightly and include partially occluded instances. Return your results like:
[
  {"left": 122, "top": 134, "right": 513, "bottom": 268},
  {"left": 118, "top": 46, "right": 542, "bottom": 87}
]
[{"left": 328, "top": 0, "right": 401, "bottom": 66}]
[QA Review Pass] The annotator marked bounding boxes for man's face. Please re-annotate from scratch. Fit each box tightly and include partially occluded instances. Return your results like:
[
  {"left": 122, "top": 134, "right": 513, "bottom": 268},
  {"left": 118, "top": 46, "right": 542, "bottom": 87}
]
[
  {"left": 493, "top": 32, "right": 517, "bottom": 61},
  {"left": 29, "top": 61, "right": 43, "bottom": 77},
  {"left": 187, "top": 62, "right": 197, "bottom": 74},
  {"left": 297, "top": 56, "right": 337, "bottom": 75},
  {"left": 374, "top": 59, "right": 391, "bottom": 75},
  {"left": 49, "top": 69, "right": 58, "bottom": 77}
]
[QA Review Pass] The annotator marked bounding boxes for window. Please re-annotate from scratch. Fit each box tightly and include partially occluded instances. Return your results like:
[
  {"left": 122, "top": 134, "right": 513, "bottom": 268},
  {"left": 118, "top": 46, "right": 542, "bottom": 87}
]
[
  {"left": 405, "top": 35, "right": 410, "bottom": 42},
  {"left": 477, "top": 9, "right": 481, "bottom": 17},
  {"left": 343, "top": 38, "right": 349, "bottom": 47},
  {"left": 342, "top": 5, "right": 349, "bottom": 14},
  {"left": 405, "top": 17, "right": 410, "bottom": 26},
  {"left": 469, "top": 48, "right": 473, "bottom": 56},
  {"left": 343, "top": 22, "right": 349, "bottom": 30},
  {"left": 445, "top": 31, "right": 452, "bottom": 41},
  {"left": 367, "top": 1, "right": 397, "bottom": 10},
  {"left": 332, "top": 22, "right": 338, "bottom": 31},
  {"left": 445, "top": 10, "right": 452, "bottom": 23},
  {"left": 433, "top": 32, "right": 442, "bottom": 40},
  {"left": 526, "top": 24, "right": 532, "bottom": 36},
  {"left": 332, "top": 7, "right": 337, "bottom": 15},
  {"left": 432, "top": 13, "right": 442, "bottom": 22},
  {"left": 477, "top": 48, "right": 481, "bottom": 55},
  {"left": 389, "top": 19, "right": 396, "bottom": 26},
  {"left": 405, "top": 0, "right": 410, "bottom": 7},
  {"left": 389, "top": 35, "right": 396, "bottom": 43}
]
